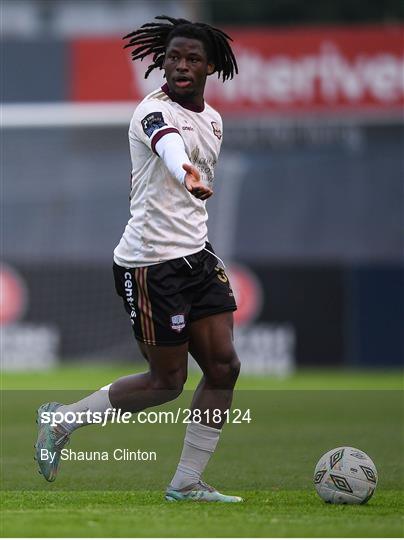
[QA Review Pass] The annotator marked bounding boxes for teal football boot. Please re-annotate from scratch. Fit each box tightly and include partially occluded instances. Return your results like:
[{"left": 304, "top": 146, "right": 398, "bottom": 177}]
[
  {"left": 165, "top": 480, "right": 243, "bottom": 503},
  {"left": 34, "top": 402, "right": 70, "bottom": 482}
]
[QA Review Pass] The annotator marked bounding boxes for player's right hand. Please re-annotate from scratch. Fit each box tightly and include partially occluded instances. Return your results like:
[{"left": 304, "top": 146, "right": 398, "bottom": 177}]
[{"left": 183, "top": 163, "right": 213, "bottom": 201}]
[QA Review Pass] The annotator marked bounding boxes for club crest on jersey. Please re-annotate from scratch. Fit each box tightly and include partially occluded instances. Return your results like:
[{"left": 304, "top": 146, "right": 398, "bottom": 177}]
[
  {"left": 211, "top": 121, "right": 222, "bottom": 140},
  {"left": 170, "top": 314, "right": 185, "bottom": 333},
  {"left": 141, "top": 112, "right": 167, "bottom": 138}
]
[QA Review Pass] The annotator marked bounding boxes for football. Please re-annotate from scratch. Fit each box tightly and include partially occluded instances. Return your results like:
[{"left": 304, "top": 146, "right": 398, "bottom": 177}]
[{"left": 314, "top": 446, "right": 378, "bottom": 504}]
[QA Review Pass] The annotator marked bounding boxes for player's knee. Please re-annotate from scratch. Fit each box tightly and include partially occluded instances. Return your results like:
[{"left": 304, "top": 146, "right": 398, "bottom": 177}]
[
  {"left": 150, "top": 369, "right": 186, "bottom": 398},
  {"left": 206, "top": 351, "right": 240, "bottom": 388},
  {"left": 225, "top": 354, "right": 241, "bottom": 386}
]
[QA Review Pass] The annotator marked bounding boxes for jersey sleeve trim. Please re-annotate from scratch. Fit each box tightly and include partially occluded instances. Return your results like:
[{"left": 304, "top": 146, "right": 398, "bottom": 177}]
[{"left": 151, "top": 127, "right": 180, "bottom": 154}]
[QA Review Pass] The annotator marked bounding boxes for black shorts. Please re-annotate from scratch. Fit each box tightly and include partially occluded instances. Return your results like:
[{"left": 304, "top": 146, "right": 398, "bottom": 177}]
[{"left": 113, "top": 243, "right": 237, "bottom": 346}]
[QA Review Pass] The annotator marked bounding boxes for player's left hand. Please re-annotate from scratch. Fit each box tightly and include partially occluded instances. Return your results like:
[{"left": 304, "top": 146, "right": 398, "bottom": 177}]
[{"left": 183, "top": 164, "right": 213, "bottom": 200}]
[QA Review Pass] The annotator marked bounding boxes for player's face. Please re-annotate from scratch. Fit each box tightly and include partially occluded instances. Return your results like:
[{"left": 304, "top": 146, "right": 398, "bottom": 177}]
[{"left": 163, "top": 37, "right": 214, "bottom": 103}]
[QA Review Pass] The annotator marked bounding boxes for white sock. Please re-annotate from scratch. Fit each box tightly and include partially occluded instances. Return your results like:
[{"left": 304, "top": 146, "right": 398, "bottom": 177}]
[
  {"left": 169, "top": 422, "right": 221, "bottom": 490},
  {"left": 56, "top": 383, "right": 112, "bottom": 434}
]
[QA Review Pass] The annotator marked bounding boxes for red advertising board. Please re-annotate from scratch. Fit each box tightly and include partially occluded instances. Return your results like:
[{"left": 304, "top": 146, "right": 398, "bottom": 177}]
[{"left": 71, "top": 25, "right": 404, "bottom": 115}]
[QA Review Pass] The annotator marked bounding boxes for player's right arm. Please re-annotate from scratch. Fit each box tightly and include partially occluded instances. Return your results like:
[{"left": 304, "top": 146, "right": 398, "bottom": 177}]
[
  {"left": 182, "top": 163, "right": 212, "bottom": 201},
  {"left": 131, "top": 101, "right": 212, "bottom": 200},
  {"left": 156, "top": 137, "right": 212, "bottom": 200}
]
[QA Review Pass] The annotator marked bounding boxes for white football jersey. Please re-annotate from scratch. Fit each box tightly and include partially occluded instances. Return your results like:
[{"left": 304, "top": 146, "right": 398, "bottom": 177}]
[{"left": 113, "top": 84, "right": 223, "bottom": 267}]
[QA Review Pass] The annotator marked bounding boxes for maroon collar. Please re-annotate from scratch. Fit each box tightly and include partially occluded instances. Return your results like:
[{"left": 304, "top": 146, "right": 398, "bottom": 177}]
[{"left": 161, "top": 83, "right": 205, "bottom": 113}]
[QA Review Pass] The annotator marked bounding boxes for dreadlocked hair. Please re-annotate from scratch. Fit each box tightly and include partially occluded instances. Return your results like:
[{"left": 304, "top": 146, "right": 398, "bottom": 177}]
[{"left": 123, "top": 15, "right": 238, "bottom": 81}]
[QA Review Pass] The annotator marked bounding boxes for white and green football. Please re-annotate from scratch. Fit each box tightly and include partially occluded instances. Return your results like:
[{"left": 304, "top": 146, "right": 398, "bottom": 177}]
[{"left": 314, "top": 446, "right": 378, "bottom": 504}]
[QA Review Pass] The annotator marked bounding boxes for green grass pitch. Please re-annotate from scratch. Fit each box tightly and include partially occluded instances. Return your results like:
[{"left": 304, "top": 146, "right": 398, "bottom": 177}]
[{"left": 1, "top": 366, "right": 403, "bottom": 537}]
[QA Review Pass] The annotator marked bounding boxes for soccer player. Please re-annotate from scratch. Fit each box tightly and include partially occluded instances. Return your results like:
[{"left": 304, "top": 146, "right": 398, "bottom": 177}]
[{"left": 35, "top": 15, "right": 241, "bottom": 503}]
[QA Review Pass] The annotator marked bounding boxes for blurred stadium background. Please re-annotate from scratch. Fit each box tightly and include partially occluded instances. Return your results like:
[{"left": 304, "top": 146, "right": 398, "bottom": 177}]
[{"left": 2, "top": 0, "right": 403, "bottom": 376}]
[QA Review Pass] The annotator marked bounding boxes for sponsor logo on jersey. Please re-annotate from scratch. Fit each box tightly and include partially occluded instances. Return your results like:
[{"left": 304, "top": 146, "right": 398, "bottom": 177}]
[
  {"left": 211, "top": 121, "right": 222, "bottom": 140},
  {"left": 190, "top": 147, "right": 216, "bottom": 184},
  {"left": 181, "top": 125, "right": 194, "bottom": 131},
  {"left": 141, "top": 112, "right": 167, "bottom": 138},
  {"left": 170, "top": 314, "right": 185, "bottom": 333}
]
